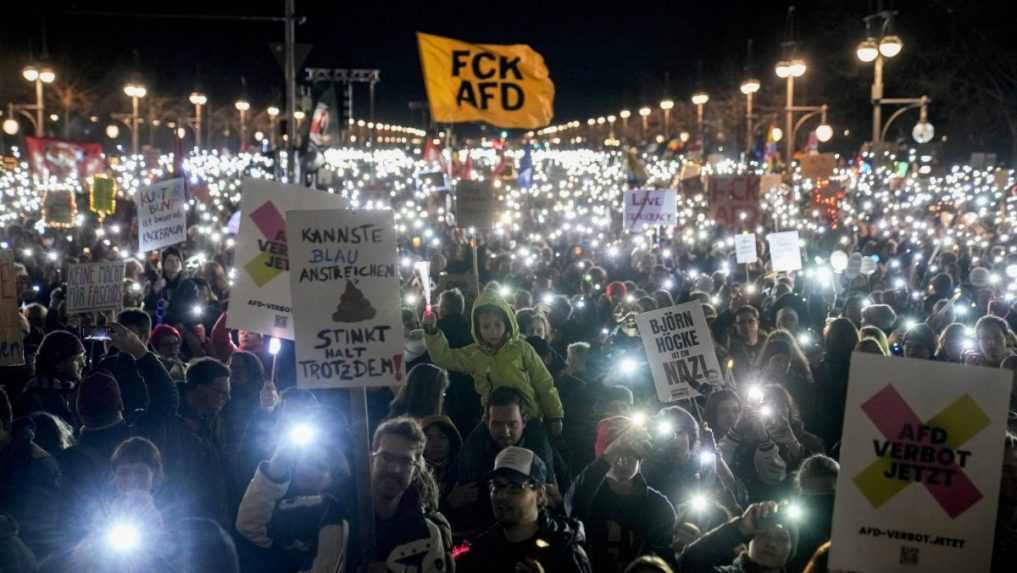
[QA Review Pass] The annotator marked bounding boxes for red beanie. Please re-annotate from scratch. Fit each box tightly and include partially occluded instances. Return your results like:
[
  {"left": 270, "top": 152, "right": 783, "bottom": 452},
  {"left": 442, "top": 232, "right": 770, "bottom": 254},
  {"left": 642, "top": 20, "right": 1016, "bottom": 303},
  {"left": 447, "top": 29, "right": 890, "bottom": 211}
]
[
  {"left": 77, "top": 370, "right": 124, "bottom": 428},
  {"left": 150, "top": 324, "right": 182, "bottom": 346},
  {"left": 606, "top": 282, "right": 628, "bottom": 304},
  {"left": 594, "top": 416, "right": 634, "bottom": 458}
]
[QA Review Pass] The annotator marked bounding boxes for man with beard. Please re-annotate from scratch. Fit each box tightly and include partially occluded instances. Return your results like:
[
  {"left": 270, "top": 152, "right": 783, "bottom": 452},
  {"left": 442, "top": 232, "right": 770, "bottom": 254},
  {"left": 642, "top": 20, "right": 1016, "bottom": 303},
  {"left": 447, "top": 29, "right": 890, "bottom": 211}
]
[
  {"left": 359, "top": 417, "right": 453, "bottom": 572},
  {"left": 456, "top": 447, "right": 591, "bottom": 573}
]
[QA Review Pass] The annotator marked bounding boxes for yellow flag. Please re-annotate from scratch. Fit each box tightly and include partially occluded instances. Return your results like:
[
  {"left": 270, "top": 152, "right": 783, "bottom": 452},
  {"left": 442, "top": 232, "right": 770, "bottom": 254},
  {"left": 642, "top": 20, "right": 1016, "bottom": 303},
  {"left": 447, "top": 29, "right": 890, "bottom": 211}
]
[{"left": 417, "top": 32, "right": 554, "bottom": 129}]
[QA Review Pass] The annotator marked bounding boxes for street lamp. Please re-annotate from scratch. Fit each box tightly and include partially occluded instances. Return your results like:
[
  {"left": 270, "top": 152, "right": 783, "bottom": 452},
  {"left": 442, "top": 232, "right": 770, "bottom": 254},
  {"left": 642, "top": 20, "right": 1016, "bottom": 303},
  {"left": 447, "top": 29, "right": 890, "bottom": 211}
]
[
  {"left": 638, "top": 106, "right": 651, "bottom": 140},
  {"left": 123, "top": 82, "right": 147, "bottom": 154},
  {"left": 619, "top": 109, "right": 631, "bottom": 138},
  {"left": 188, "top": 91, "right": 207, "bottom": 147},
  {"left": 776, "top": 54, "right": 806, "bottom": 167},
  {"left": 18, "top": 64, "right": 55, "bottom": 137},
  {"left": 740, "top": 78, "right": 760, "bottom": 155},
  {"left": 659, "top": 99, "right": 674, "bottom": 138},
  {"left": 235, "top": 99, "right": 250, "bottom": 151},
  {"left": 607, "top": 114, "right": 617, "bottom": 138},
  {"left": 690, "top": 92, "right": 709, "bottom": 150},
  {"left": 858, "top": 11, "right": 908, "bottom": 143}
]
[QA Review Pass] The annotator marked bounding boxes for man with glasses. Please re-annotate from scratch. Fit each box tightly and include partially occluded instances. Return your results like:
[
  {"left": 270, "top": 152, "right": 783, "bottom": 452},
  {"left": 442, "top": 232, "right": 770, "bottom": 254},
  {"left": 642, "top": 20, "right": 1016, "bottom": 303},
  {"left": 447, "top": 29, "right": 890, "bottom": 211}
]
[
  {"left": 456, "top": 447, "right": 591, "bottom": 572},
  {"left": 729, "top": 305, "right": 767, "bottom": 385}
]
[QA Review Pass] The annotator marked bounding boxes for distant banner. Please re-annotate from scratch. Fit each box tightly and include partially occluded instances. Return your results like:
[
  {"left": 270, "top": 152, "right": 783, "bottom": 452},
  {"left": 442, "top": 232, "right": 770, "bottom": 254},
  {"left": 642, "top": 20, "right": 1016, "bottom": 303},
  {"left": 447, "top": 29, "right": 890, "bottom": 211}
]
[
  {"left": 636, "top": 301, "right": 723, "bottom": 402},
  {"left": 623, "top": 189, "right": 677, "bottom": 231},
  {"left": 67, "top": 262, "right": 124, "bottom": 315},
  {"left": 707, "top": 175, "right": 761, "bottom": 228},
  {"left": 0, "top": 251, "right": 25, "bottom": 367},
  {"left": 24, "top": 137, "right": 106, "bottom": 183},
  {"left": 228, "top": 179, "right": 347, "bottom": 339},
  {"left": 417, "top": 32, "right": 554, "bottom": 129},
  {"left": 138, "top": 178, "right": 187, "bottom": 252},
  {"left": 287, "top": 209, "right": 404, "bottom": 389},
  {"left": 830, "top": 354, "right": 1011, "bottom": 573},
  {"left": 455, "top": 180, "right": 498, "bottom": 229}
]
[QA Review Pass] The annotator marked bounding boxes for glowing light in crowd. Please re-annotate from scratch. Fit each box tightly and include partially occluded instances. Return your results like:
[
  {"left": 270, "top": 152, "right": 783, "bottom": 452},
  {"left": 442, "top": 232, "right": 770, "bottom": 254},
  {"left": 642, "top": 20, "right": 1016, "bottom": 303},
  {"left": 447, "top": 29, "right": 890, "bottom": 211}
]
[
  {"left": 620, "top": 357, "right": 638, "bottom": 375},
  {"left": 747, "top": 385, "right": 764, "bottom": 403},
  {"left": 268, "top": 338, "right": 282, "bottom": 355},
  {"left": 288, "top": 423, "right": 317, "bottom": 447},
  {"left": 106, "top": 522, "right": 141, "bottom": 553},
  {"left": 631, "top": 411, "right": 647, "bottom": 427},
  {"left": 690, "top": 494, "right": 709, "bottom": 513}
]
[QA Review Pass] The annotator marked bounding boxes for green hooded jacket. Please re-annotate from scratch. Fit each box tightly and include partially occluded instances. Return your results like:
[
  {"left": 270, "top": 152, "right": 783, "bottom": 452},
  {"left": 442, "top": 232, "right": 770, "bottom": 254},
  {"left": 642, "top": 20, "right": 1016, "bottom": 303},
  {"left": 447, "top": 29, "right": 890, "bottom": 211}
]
[{"left": 425, "top": 289, "right": 564, "bottom": 419}]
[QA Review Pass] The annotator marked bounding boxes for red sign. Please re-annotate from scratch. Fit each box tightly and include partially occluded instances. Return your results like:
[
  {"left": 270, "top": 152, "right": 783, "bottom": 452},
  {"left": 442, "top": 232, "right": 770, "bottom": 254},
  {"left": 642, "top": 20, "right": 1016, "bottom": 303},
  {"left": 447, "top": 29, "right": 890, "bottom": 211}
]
[
  {"left": 24, "top": 137, "right": 106, "bottom": 183},
  {"left": 708, "top": 175, "right": 761, "bottom": 229}
]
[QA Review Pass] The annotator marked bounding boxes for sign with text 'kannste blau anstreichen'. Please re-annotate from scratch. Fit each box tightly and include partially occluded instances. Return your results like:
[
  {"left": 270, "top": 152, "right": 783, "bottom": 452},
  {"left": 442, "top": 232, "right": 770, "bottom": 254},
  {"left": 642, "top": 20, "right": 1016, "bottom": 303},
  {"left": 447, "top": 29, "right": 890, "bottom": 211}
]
[
  {"left": 623, "top": 189, "right": 677, "bottom": 231},
  {"left": 228, "top": 180, "right": 347, "bottom": 340},
  {"left": 66, "top": 262, "right": 124, "bottom": 314},
  {"left": 830, "top": 353, "right": 1010, "bottom": 573},
  {"left": 287, "top": 209, "right": 404, "bottom": 389},
  {"left": 0, "top": 251, "right": 24, "bottom": 367},
  {"left": 138, "top": 178, "right": 187, "bottom": 252},
  {"left": 636, "top": 301, "right": 723, "bottom": 401}
]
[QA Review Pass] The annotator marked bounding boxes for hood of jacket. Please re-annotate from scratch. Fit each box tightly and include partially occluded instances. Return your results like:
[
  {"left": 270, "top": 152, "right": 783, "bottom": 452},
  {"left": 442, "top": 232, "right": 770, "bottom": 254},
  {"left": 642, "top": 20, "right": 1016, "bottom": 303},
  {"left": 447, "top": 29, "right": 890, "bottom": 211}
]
[{"left": 471, "top": 289, "right": 519, "bottom": 349}]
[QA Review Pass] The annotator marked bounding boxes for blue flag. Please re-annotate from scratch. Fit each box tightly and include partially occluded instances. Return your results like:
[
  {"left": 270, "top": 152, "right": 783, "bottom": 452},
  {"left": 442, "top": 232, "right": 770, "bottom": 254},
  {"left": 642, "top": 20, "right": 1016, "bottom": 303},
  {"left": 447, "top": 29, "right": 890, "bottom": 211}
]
[{"left": 518, "top": 145, "right": 534, "bottom": 188}]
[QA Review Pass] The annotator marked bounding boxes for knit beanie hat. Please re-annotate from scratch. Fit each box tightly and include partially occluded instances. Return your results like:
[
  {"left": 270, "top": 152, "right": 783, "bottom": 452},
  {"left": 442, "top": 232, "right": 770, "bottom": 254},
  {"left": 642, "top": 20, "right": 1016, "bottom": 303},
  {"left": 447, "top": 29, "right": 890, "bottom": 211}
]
[
  {"left": 77, "top": 369, "right": 124, "bottom": 428},
  {"left": 606, "top": 282, "right": 628, "bottom": 304},
  {"left": 35, "top": 330, "right": 85, "bottom": 372},
  {"left": 150, "top": 324, "right": 182, "bottom": 347}
]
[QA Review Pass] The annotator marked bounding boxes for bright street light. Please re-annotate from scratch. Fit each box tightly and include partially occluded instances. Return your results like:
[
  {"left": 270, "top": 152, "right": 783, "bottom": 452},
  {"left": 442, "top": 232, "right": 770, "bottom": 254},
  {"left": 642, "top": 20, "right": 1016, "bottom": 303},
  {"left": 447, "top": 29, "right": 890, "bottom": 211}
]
[
  {"left": 3, "top": 119, "right": 19, "bottom": 135},
  {"left": 775, "top": 60, "right": 791, "bottom": 78},
  {"left": 124, "top": 83, "right": 147, "bottom": 98},
  {"left": 39, "top": 68, "right": 56, "bottom": 84},
  {"left": 106, "top": 124, "right": 120, "bottom": 139},
  {"left": 638, "top": 107, "right": 651, "bottom": 117},
  {"left": 856, "top": 38, "right": 879, "bottom": 62},
  {"left": 267, "top": 106, "right": 280, "bottom": 117},
  {"left": 879, "top": 35, "right": 903, "bottom": 58},
  {"left": 619, "top": 109, "right": 631, "bottom": 119},
  {"left": 691, "top": 92, "right": 710, "bottom": 105},
  {"left": 770, "top": 127, "right": 784, "bottom": 142},
  {"left": 188, "top": 92, "right": 207, "bottom": 106},
  {"left": 815, "top": 123, "right": 834, "bottom": 142},
  {"left": 659, "top": 99, "right": 674, "bottom": 111},
  {"left": 22, "top": 66, "right": 39, "bottom": 82},
  {"left": 740, "top": 78, "right": 761, "bottom": 95},
  {"left": 235, "top": 99, "right": 251, "bottom": 112},
  {"left": 788, "top": 59, "right": 807, "bottom": 77}
]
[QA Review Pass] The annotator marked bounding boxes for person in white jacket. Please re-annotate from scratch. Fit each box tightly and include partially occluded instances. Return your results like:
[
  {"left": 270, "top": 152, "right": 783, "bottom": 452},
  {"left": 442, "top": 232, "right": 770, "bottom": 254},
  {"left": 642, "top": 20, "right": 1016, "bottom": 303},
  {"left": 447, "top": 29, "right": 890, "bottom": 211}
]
[{"left": 237, "top": 413, "right": 350, "bottom": 573}]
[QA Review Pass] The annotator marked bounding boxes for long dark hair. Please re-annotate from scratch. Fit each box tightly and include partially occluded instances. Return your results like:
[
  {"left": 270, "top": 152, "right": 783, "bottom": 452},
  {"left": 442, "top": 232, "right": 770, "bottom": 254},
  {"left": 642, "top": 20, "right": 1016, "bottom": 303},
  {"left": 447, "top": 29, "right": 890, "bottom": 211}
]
[
  {"left": 388, "top": 364, "right": 448, "bottom": 419},
  {"left": 824, "top": 317, "right": 859, "bottom": 365},
  {"left": 756, "top": 330, "right": 813, "bottom": 383}
]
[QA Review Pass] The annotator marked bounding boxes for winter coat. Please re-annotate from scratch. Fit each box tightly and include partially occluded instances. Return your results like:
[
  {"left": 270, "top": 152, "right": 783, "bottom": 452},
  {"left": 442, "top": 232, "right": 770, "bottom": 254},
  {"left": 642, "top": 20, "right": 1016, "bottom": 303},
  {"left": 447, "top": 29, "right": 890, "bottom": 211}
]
[
  {"left": 437, "top": 314, "right": 482, "bottom": 436},
  {"left": 15, "top": 375, "right": 79, "bottom": 428},
  {"left": 679, "top": 519, "right": 789, "bottom": 573},
  {"left": 347, "top": 496, "right": 453, "bottom": 573},
  {"left": 236, "top": 464, "right": 349, "bottom": 573},
  {"left": 0, "top": 427, "right": 61, "bottom": 561},
  {"left": 426, "top": 289, "right": 564, "bottom": 420},
  {"left": 564, "top": 457, "right": 677, "bottom": 571},
  {"left": 455, "top": 512, "right": 592, "bottom": 573}
]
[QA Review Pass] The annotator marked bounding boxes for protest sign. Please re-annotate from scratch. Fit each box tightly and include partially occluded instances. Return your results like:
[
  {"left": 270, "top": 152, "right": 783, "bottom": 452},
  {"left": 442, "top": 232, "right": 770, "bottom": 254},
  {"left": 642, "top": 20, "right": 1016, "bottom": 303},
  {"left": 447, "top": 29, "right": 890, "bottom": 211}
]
[
  {"left": 455, "top": 180, "right": 498, "bottom": 229},
  {"left": 708, "top": 175, "right": 761, "bottom": 228},
  {"left": 767, "top": 231, "right": 803, "bottom": 272},
  {"left": 830, "top": 354, "right": 1011, "bottom": 573},
  {"left": 0, "top": 251, "right": 25, "bottom": 367},
  {"left": 735, "top": 233, "right": 758, "bottom": 264},
  {"left": 636, "top": 301, "right": 723, "bottom": 402},
  {"left": 229, "top": 179, "right": 347, "bottom": 339},
  {"left": 138, "top": 178, "right": 187, "bottom": 252},
  {"left": 287, "top": 209, "right": 404, "bottom": 389},
  {"left": 623, "top": 189, "right": 677, "bottom": 231},
  {"left": 799, "top": 152, "right": 836, "bottom": 179},
  {"left": 66, "top": 262, "right": 124, "bottom": 315}
]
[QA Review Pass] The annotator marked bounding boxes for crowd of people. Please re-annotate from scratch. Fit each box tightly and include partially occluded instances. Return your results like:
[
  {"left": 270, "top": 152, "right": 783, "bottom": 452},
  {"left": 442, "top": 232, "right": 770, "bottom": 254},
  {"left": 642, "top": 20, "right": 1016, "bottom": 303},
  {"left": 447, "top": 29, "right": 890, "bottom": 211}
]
[{"left": 2, "top": 142, "right": 1017, "bottom": 573}]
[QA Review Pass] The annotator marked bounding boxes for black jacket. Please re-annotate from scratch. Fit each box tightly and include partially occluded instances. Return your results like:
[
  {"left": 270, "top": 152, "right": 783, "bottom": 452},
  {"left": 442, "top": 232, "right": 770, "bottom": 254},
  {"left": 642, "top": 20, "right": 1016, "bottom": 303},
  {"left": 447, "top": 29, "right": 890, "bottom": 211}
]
[
  {"left": 456, "top": 512, "right": 592, "bottom": 573},
  {"left": 679, "top": 519, "right": 788, "bottom": 573},
  {"left": 438, "top": 314, "right": 481, "bottom": 434},
  {"left": 564, "top": 457, "right": 677, "bottom": 571}
]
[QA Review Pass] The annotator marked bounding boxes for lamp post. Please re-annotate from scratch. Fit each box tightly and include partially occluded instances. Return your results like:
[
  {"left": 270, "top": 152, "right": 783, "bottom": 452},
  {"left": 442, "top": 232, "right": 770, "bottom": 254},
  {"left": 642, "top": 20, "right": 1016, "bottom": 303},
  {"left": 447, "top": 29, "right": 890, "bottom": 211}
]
[
  {"left": 619, "top": 109, "right": 631, "bottom": 138},
  {"left": 123, "top": 83, "right": 146, "bottom": 155},
  {"left": 659, "top": 99, "right": 675, "bottom": 139},
  {"left": 188, "top": 91, "right": 207, "bottom": 148},
  {"left": 235, "top": 99, "right": 251, "bottom": 151},
  {"left": 857, "top": 10, "right": 911, "bottom": 143},
  {"left": 266, "top": 105, "right": 280, "bottom": 148},
  {"left": 740, "top": 78, "right": 761, "bottom": 156},
  {"left": 15, "top": 65, "right": 56, "bottom": 137},
  {"left": 775, "top": 57, "right": 806, "bottom": 166},
  {"left": 638, "top": 106, "right": 651, "bottom": 140},
  {"left": 607, "top": 114, "right": 617, "bottom": 139},
  {"left": 690, "top": 91, "right": 709, "bottom": 150}
]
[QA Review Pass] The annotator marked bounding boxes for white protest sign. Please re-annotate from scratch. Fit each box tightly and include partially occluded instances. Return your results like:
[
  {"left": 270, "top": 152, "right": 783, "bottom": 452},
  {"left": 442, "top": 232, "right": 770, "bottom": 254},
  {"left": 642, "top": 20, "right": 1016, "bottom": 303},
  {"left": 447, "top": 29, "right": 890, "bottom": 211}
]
[
  {"left": 0, "top": 251, "right": 25, "bottom": 367},
  {"left": 636, "top": 301, "right": 723, "bottom": 402},
  {"left": 287, "top": 209, "right": 404, "bottom": 389},
  {"left": 624, "top": 189, "right": 677, "bottom": 231},
  {"left": 228, "top": 179, "right": 347, "bottom": 339},
  {"left": 138, "top": 178, "right": 187, "bottom": 252},
  {"left": 830, "top": 354, "right": 1011, "bottom": 573},
  {"left": 767, "top": 231, "right": 803, "bottom": 272},
  {"left": 735, "top": 233, "right": 758, "bottom": 264},
  {"left": 66, "top": 262, "right": 124, "bottom": 315}
]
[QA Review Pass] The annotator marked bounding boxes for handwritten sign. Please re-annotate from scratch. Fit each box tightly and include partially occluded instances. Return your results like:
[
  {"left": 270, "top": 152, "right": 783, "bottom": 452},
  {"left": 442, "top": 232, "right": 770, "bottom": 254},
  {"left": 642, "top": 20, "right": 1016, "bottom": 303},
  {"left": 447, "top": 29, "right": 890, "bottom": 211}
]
[
  {"left": 636, "top": 301, "right": 723, "bottom": 402},
  {"left": 830, "top": 354, "right": 1011, "bottom": 573},
  {"left": 767, "top": 231, "right": 803, "bottom": 273},
  {"left": 623, "top": 189, "right": 677, "bottom": 231},
  {"left": 228, "top": 179, "right": 347, "bottom": 339},
  {"left": 455, "top": 180, "right": 497, "bottom": 229},
  {"left": 287, "top": 209, "right": 404, "bottom": 389},
  {"left": 735, "top": 233, "right": 758, "bottom": 264},
  {"left": 799, "top": 153, "right": 836, "bottom": 179},
  {"left": 67, "top": 262, "right": 124, "bottom": 315},
  {"left": 138, "top": 178, "right": 187, "bottom": 252},
  {"left": 0, "top": 251, "right": 25, "bottom": 367},
  {"left": 708, "top": 175, "right": 761, "bottom": 228}
]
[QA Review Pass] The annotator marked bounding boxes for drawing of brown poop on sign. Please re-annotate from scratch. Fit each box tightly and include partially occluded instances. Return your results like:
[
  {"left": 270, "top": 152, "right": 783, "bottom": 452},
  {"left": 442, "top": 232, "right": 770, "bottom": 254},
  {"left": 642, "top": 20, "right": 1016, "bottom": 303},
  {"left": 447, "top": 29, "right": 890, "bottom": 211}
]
[{"left": 332, "top": 280, "right": 377, "bottom": 323}]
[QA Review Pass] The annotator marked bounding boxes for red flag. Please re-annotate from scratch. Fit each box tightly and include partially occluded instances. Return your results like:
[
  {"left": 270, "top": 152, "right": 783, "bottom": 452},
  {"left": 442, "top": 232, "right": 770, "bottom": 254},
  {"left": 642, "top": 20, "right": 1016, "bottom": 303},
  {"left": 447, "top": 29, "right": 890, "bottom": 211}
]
[
  {"left": 422, "top": 137, "right": 446, "bottom": 171},
  {"left": 453, "top": 150, "right": 472, "bottom": 180},
  {"left": 24, "top": 137, "right": 106, "bottom": 183}
]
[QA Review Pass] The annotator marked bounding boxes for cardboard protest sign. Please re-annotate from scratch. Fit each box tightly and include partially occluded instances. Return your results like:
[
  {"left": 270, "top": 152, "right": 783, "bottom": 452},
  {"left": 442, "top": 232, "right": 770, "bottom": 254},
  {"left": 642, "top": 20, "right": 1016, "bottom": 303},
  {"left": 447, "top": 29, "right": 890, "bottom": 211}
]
[
  {"left": 0, "top": 251, "right": 25, "bottom": 367},
  {"left": 830, "top": 354, "right": 1011, "bottom": 573},
  {"left": 623, "top": 189, "right": 677, "bottom": 231},
  {"left": 228, "top": 179, "right": 347, "bottom": 339},
  {"left": 138, "top": 178, "right": 187, "bottom": 252},
  {"left": 759, "top": 173, "right": 783, "bottom": 195},
  {"left": 636, "top": 301, "right": 723, "bottom": 402},
  {"left": 799, "top": 153, "right": 836, "bottom": 179},
  {"left": 767, "top": 231, "right": 803, "bottom": 272},
  {"left": 66, "top": 262, "right": 124, "bottom": 315},
  {"left": 708, "top": 175, "right": 761, "bottom": 228},
  {"left": 455, "top": 180, "right": 498, "bottom": 229},
  {"left": 287, "top": 209, "right": 404, "bottom": 389},
  {"left": 735, "top": 233, "right": 758, "bottom": 264}
]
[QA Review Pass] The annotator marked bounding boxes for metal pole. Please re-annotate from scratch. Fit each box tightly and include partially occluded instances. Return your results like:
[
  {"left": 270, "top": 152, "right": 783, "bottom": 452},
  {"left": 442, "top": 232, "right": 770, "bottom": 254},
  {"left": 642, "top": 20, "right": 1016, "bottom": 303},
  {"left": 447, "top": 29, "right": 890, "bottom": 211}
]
[
  {"left": 284, "top": 0, "right": 297, "bottom": 178},
  {"left": 239, "top": 109, "right": 247, "bottom": 151},
  {"left": 872, "top": 55, "right": 884, "bottom": 143},
  {"left": 745, "top": 92, "right": 754, "bottom": 157},
  {"left": 369, "top": 80, "right": 376, "bottom": 123},
  {"left": 34, "top": 80, "right": 44, "bottom": 137},
  {"left": 664, "top": 109, "right": 670, "bottom": 138},
  {"left": 131, "top": 96, "right": 140, "bottom": 155},
  {"left": 697, "top": 104, "right": 704, "bottom": 149},
  {"left": 785, "top": 76, "right": 794, "bottom": 167},
  {"left": 194, "top": 104, "right": 203, "bottom": 148}
]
